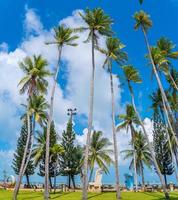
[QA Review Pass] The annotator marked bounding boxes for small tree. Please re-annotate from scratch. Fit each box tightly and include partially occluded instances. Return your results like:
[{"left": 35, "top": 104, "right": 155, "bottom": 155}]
[
  {"left": 153, "top": 112, "right": 174, "bottom": 188},
  {"left": 60, "top": 119, "right": 82, "bottom": 189},
  {"left": 12, "top": 118, "right": 35, "bottom": 187}
]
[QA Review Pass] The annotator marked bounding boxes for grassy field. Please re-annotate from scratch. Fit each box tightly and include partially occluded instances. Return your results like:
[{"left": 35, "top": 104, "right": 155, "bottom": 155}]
[{"left": 0, "top": 190, "right": 178, "bottom": 200}]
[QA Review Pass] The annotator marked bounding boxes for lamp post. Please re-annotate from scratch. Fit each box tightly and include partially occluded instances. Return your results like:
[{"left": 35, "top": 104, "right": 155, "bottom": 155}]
[{"left": 67, "top": 108, "right": 77, "bottom": 122}]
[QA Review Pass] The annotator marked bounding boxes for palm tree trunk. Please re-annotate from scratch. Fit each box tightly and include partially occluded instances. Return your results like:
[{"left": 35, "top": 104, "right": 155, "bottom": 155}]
[
  {"left": 133, "top": 150, "right": 138, "bottom": 192},
  {"left": 140, "top": 162, "right": 145, "bottom": 188},
  {"left": 130, "top": 125, "right": 138, "bottom": 192},
  {"left": 127, "top": 81, "right": 170, "bottom": 200},
  {"left": 25, "top": 174, "right": 30, "bottom": 188},
  {"left": 71, "top": 175, "right": 76, "bottom": 191},
  {"left": 82, "top": 31, "right": 95, "bottom": 200},
  {"left": 53, "top": 161, "right": 57, "bottom": 194},
  {"left": 168, "top": 71, "right": 178, "bottom": 91},
  {"left": 161, "top": 97, "right": 178, "bottom": 182},
  {"left": 164, "top": 174, "right": 168, "bottom": 189},
  {"left": 44, "top": 46, "right": 62, "bottom": 200},
  {"left": 13, "top": 110, "right": 31, "bottom": 200},
  {"left": 142, "top": 27, "right": 176, "bottom": 130},
  {"left": 22, "top": 117, "right": 36, "bottom": 175},
  {"left": 110, "top": 70, "right": 121, "bottom": 199}
]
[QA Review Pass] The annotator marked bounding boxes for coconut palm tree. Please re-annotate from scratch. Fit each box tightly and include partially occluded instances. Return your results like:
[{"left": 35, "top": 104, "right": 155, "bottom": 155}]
[
  {"left": 134, "top": 11, "right": 176, "bottom": 133},
  {"left": 44, "top": 25, "right": 78, "bottom": 200},
  {"left": 157, "top": 37, "right": 178, "bottom": 91},
  {"left": 121, "top": 131, "right": 152, "bottom": 188},
  {"left": 75, "top": 8, "right": 113, "bottom": 200},
  {"left": 122, "top": 65, "right": 170, "bottom": 199},
  {"left": 88, "top": 131, "right": 113, "bottom": 182},
  {"left": 22, "top": 95, "right": 49, "bottom": 175},
  {"left": 117, "top": 104, "right": 140, "bottom": 191},
  {"left": 96, "top": 37, "right": 127, "bottom": 198},
  {"left": 50, "top": 144, "right": 64, "bottom": 194},
  {"left": 13, "top": 55, "right": 50, "bottom": 200}
]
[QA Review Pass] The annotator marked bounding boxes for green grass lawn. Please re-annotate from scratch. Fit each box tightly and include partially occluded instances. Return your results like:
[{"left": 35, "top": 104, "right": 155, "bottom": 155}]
[{"left": 0, "top": 190, "right": 178, "bottom": 200}]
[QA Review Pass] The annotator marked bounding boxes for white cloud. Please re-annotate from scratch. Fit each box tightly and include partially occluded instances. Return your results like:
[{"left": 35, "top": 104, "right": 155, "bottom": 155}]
[
  {"left": 24, "top": 7, "right": 43, "bottom": 35},
  {"left": 0, "top": 42, "right": 8, "bottom": 52},
  {"left": 0, "top": 7, "right": 154, "bottom": 173}
]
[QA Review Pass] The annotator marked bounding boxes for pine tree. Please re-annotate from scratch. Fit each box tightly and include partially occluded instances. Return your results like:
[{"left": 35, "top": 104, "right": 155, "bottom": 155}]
[
  {"left": 38, "top": 121, "right": 59, "bottom": 188},
  {"left": 153, "top": 112, "right": 174, "bottom": 187},
  {"left": 60, "top": 119, "right": 82, "bottom": 188},
  {"left": 12, "top": 118, "right": 35, "bottom": 187}
]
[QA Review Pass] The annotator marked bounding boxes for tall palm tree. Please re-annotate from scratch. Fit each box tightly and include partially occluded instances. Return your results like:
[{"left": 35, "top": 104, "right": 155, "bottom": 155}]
[
  {"left": 44, "top": 25, "right": 78, "bottom": 200},
  {"left": 88, "top": 131, "right": 113, "bottom": 182},
  {"left": 96, "top": 37, "right": 127, "bottom": 198},
  {"left": 148, "top": 47, "right": 178, "bottom": 148},
  {"left": 134, "top": 11, "right": 176, "bottom": 139},
  {"left": 76, "top": 8, "right": 113, "bottom": 200},
  {"left": 121, "top": 131, "right": 152, "bottom": 188},
  {"left": 22, "top": 95, "right": 49, "bottom": 175},
  {"left": 13, "top": 55, "right": 50, "bottom": 200},
  {"left": 50, "top": 144, "right": 64, "bottom": 194},
  {"left": 122, "top": 65, "right": 170, "bottom": 199},
  {"left": 157, "top": 37, "right": 178, "bottom": 91},
  {"left": 116, "top": 104, "right": 139, "bottom": 191}
]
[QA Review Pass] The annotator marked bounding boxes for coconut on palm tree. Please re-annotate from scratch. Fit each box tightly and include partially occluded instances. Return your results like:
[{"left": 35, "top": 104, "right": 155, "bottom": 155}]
[
  {"left": 121, "top": 131, "right": 152, "bottom": 188},
  {"left": 13, "top": 55, "right": 50, "bottom": 200},
  {"left": 96, "top": 37, "right": 127, "bottom": 199},
  {"left": 122, "top": 65, "right": 170, "bottom": 199},
  {"left": 44, "top": 25, "right": 78, "bottom": 200},
  {"left": 88, "top": 131, "right": 113, "bottom": 182},
  {"left": 76, "top": 8, "right": 113, "bottom": 200},
  {"left": 117, "top": 104, "right": 139, "bottom": 191}
]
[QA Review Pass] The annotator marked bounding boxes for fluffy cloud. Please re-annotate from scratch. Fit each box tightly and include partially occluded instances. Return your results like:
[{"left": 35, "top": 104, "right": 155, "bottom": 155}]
[{"left": 0, "top": 7, "right": 154, "bottom": 175}]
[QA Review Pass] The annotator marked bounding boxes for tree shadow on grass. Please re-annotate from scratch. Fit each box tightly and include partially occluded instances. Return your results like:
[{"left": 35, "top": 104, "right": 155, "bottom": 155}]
[
  {"left": 143, "top": 192, "right": 178, "bottom": 200},
  {"left": 88, "top": 193, "right": 103, "bottom": 199},
  {"left": 50, "top": 192, "right": 73, "bottom": 199}
]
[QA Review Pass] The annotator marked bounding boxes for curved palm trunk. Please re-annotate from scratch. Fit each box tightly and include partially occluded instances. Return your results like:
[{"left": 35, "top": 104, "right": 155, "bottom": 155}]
[
  {"left": 44, "top": 46, "right": 62, "bottom": 200},
  {"left": 13, "top": 110, "right": 31, "bottom": 200},
  {"left": 22, "top": 117, "right": 36, "bottom": 175},
  {"left": 168, "top": 71, "right": 178, "bottom": 91},
  {"left": 161, "top": 98, "right": 178, "bottom": 182},
  {"left": 130, "top": 125, "right": 138, "bottom": 192},
  {"left": 110, "top": 71, "right": 121, "bottom": 199},
  {"left": 142, "top": 28, "right": 176, "bottom": 136},
  {"left": 127, "top": 81, "right": 170, "bottom": 200},
  {"left": 82, "top": 31, "right": 95, "bottom": 200}
]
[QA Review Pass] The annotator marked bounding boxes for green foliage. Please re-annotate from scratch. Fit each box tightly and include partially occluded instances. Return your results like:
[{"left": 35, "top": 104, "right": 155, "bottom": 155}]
[
  {"left": 153, "top": 112, "right": 174, "bottom": 185},
  {"left": 12, "top": 118, "right": 35, "bottom": 184},
  {"left": 59, "top": 119, "right": 83, "bottom": 183},
  {"left": 88, "top": 130, "right": 113, "bottom": 180},
  {"left": 76, "top": 8, "right": 113, "bottom": 44},
  {"left": 134, "top": 10, "right": 152, "bottom": 32},
  {"left": 33, "top": 121, "right": 59, "bottom": 178},
  {"left": 18, "top": 55, "right": 51, "bottom": 96}
]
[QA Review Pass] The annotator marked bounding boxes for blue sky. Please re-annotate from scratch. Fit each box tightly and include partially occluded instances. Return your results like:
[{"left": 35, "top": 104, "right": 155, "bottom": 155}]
[{"left": 0, "top": 0, "right": 177, "bottom": 185}]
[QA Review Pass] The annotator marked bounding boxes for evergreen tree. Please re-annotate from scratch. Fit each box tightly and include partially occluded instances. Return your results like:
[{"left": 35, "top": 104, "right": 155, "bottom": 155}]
[
  {"left": 153, "top": 112, "right": 174, "bottom": 187},
  {"left": 38, "top": 121, "right": 59, "bottom": 188},
  {"left": 60, "top": 119, "right": 83, "bottom": 188},
  {"left": 12, "top": 118, "right": 35, "bottom": 187}
]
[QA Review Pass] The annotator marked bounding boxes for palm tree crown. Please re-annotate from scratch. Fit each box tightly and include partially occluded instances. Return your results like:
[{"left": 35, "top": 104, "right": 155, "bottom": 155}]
[
  {"left": 47, "top": 25, "right": 79, "bottom": 48},
  {"left": 134, "top": 10, "right": 152, "bottom": 32},
  {"left": 77, "top": 8, "right": 113, "bottom": 44},
  {"left": 18, "top": 55, "right": 50, "bottom": 96}
]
